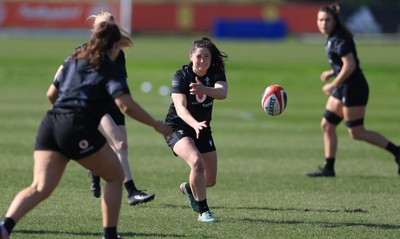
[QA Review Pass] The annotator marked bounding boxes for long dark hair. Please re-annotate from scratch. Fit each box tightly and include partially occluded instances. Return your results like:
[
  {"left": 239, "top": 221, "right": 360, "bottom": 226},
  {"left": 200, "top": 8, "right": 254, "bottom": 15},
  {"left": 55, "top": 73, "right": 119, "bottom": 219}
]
[
  {"left": 189, "top": 37, "right": 228, "bottom": 72},
  {"left": 72, "top": 21, "right": 121, "bottom": 70},
  {"left": 320, "top": 3, "right": 353, "bottom": 38}
]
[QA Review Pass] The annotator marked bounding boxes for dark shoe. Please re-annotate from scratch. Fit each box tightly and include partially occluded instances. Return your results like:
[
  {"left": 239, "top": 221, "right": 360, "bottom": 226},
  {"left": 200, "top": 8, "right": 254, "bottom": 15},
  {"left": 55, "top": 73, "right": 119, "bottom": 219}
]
[
  {"left": 88, "top": 171, "right": 101, "bottom": 198},
  {"left": 0, "top": 223, "right": 10, "bottom": 239},
  {"left": 395, "top": 147, "right": 400, "bottom": 175},
  {"left": 306, "top": 166, "right": 335, "bottom": 177},
  {"left": 128, "top": 190, "right": 155, "bottom": 206},
  {"left": 179, "top": 182, "right": 200, "bottom": 213}
]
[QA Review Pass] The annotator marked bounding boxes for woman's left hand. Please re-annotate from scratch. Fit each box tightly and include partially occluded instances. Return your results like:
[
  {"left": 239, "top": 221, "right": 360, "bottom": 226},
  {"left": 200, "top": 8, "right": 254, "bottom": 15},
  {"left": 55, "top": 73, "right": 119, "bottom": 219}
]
[
  {"left": 189, "top": 77, "right": 205, "bottom": 95},
  {"left": 322, "top": 83, "right": 336, "bottom": 96}
]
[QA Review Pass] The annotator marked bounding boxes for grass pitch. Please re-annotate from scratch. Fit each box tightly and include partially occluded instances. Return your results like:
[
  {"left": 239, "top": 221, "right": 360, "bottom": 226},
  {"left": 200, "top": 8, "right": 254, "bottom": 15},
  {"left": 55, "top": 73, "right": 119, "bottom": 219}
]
[{"left": 0, "top": 35, "right": 399, "bottom": 239}]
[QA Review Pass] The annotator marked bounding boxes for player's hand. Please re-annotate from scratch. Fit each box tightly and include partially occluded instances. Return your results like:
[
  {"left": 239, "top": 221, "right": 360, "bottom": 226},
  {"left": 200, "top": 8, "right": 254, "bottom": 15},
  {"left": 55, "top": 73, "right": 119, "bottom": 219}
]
[
  {"left": 320, "top": 71, "right": 333, "bottom": 81},
  {"left": 193, "top": 120, "right": 207, "bottom": 139},
  {"left": 322, "top": 83, "right": 335, "bottom": 96},
  {"left": 189, "top": 77, "right": 205, "bottom": 95},
  {"left": 154, "top": 121, "right": 172, "bottom": 138}
]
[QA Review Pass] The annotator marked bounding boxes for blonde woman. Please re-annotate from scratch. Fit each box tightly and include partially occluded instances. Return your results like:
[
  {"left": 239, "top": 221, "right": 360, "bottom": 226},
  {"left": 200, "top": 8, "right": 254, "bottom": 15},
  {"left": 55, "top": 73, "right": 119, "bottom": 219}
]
[{"left": 0, "top": 22, "right": 170, "bottom": 239}]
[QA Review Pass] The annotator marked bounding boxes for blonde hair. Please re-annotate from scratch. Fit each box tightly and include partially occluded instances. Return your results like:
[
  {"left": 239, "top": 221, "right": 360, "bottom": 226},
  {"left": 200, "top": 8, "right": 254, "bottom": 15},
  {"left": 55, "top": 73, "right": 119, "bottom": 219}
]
[
  {"left": 73, "top": 22, "right": 122, "bottom": 70},
  {"left": 88, "top": 11, "right": 133, "bottom": 48}
]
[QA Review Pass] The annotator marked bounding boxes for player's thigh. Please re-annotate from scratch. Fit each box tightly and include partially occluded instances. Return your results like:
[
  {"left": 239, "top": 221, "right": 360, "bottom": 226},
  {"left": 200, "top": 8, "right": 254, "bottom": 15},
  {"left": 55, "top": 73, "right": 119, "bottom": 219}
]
[
  {"left": 99, "top": 114, "right": 125, "bottom": 147},
  {"left": 343, "top": 106, "right": 366, "bottom": 121},
  {"left": 32, "top": 150, "right": 68, "bottom": 192},
  {"left": 78, "top": 144, "right": 123, "bottom": 182},
  {"left": 173, "top": 137, "right": 202, "bottom": 166},
  {"left": 325, "top": 95, "right": 344, "bottom": 118}
]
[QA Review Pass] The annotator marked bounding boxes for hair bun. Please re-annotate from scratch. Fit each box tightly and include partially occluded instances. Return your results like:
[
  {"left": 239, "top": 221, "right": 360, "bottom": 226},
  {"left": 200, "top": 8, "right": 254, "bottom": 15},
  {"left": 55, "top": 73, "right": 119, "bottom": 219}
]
[{"left": 330, "top": 3, "right": 340, "bottom": 14}]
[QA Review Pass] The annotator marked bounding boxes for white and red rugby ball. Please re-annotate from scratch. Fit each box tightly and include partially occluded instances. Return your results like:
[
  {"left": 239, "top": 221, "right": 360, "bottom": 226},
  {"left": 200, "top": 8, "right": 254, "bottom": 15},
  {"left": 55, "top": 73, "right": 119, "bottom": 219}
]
[{"left": 261, "top": 84, "right": 287, "bottom": 116}]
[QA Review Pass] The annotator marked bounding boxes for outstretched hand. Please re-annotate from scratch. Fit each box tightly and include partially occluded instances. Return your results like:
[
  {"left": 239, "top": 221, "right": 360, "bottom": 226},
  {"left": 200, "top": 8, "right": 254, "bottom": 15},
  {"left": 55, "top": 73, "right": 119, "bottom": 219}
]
[
  {"left": 154, "top": 120, "right": 173, "bottom": 138},
  {"left": 320, "top": 71, "right": 333, "bottom": 81},
  {"left": 189, "top": 77, "right": 205, "bottom": 95},
  {"left": 193, "top": 120, "right": 207, "bottom": 139}
]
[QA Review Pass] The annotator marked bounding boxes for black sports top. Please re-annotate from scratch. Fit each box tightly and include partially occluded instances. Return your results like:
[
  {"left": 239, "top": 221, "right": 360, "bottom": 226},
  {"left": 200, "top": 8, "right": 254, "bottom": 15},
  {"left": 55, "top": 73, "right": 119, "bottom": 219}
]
[
  {"left": 53, "top": 45, "right": 128, "bottom": 118},
  {"left": 63, "top": 45, "right": 127, "bottom": 78},
  {"left": 165, "top": 63, "right": 226, "bottom": 131},
  {"left": 51, "top": 55, "right": 129, "bottom": 122},
  {"left": 326, "top": 28, "right": 363, "bottom": 82}
]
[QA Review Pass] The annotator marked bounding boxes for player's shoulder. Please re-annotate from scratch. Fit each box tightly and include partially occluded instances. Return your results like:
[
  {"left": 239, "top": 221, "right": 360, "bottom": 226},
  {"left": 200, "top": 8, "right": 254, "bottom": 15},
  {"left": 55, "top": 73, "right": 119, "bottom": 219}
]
[
  {"left": 174, "top": 65, "right": 190, "bottom": 78},
  {"left": 208, "top": 68, "right": 226, "bottom": 81}
]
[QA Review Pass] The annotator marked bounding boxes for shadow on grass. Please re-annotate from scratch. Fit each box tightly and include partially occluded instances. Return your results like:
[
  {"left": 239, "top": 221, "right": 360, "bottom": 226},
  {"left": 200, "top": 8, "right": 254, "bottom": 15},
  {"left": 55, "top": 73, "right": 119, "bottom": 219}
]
[
  {"left": 240, "top": 218, "right": 400, "bottom": 230},
  {"left": 218, "top": 206, "right": 368, "bottom": 213},
  {"left": 15, "top": 229, "right": 186, "bottom": 238},
  {"left": 162, "top": 203, "right": 399, "bottom": 231},
  {"left": 162, "top": 203, "right": 368, "bottom": 213}
]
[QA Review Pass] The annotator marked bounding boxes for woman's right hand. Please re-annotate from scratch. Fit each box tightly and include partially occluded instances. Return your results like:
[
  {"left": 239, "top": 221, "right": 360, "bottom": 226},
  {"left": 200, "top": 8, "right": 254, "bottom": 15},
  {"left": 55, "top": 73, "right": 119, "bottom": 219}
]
[{"left": 154, "top": 120, "right": 173, "bottom": 138}]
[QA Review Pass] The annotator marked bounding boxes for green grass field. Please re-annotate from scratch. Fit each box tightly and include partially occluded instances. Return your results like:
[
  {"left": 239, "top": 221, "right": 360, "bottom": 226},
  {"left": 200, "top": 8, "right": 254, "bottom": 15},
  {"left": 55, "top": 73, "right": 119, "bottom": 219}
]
[{"left": 0, "top": 35, "right": 400, "bottom": 239}]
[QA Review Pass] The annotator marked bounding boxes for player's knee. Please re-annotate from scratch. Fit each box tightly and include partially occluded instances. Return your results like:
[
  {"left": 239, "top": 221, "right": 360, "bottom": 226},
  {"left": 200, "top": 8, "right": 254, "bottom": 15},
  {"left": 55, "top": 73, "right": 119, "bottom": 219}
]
[
  {"left": 347, "top": 128, "right": 364, "bottom": 140},
  {"left": 105, "top": 169, "right": 124, "bottom": 184},
  {"left": 348, "top": 130, "right": 361, "bottom": 140},
  {"left": 191, "top": 157, "right": 205, "bottom": 174},
  {"left": 322, "top": 110, "right": 342, "bottom": 131},
  {"left": 321, "top": 110, "right": 341, "bottom": 133},
  {"left": 321, "top": 119, "right": 336, "bottom": 133},
  {"left": 117, "top": 171, "right": 125, "bottom": 183},
  {"left": 113, "top": 140, "right": 127, "bottom": 151},
  {"left": 29, "top": 183, "right": 53, "bottom": 200},
  {"left": 346, "top": 118, "right": 364, "bottom": 140}
]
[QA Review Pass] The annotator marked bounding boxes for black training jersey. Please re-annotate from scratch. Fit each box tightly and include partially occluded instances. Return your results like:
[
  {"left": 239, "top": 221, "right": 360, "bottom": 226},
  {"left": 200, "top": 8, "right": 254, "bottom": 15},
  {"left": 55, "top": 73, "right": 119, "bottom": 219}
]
[
  {"left": 165, "top": 64, "right": 226, "bottom": 130},
  {"left": 326, "top": 28, "right": 363, "bottom": 83},
  {"left": 53, "top": 45, "right": 128, "bottom": 118},
  {"left": 51, "top": 56, "right": 130, "bottom": 123},
  {"left": 63, "top": 44, "right": 127, "bottom": 77}
]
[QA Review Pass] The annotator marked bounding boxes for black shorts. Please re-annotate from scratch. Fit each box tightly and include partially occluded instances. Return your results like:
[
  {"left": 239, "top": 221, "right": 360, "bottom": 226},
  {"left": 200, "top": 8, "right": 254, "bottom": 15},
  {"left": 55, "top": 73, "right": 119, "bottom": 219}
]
[
  {"left": 332, "top": 75, "right": 369, "bottom": 107},
  {"left": 166, "top": 128, "right": 216, "bottom": 155},
  {"left": 108, "top": 108, "right": 125, "bottom": 126},
  {"left": 34, "top": 111, "right": 106, "bottom": 160}
]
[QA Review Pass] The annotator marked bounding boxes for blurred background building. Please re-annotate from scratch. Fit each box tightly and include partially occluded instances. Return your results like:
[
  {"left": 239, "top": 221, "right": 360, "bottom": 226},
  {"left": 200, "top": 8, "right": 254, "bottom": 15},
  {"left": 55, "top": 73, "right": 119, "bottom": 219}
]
[{"left": 0, "top": 0, "right": 399, "bottom": 39}]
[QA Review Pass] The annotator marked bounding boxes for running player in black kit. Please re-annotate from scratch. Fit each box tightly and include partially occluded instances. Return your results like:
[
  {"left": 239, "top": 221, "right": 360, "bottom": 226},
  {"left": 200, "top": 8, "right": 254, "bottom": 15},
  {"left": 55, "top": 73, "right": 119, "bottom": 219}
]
[
  {"left": 47, "top": 11, "right": 155, "bottom": 206},
  {"left": 0, "top": 23, "right": 170, "bottom": 239},
  {"left": 165, "top": 37, "right": 228, "bottom": 222},
  {"left": 307, "top": 4, "right": 400, "bottom": 177}
]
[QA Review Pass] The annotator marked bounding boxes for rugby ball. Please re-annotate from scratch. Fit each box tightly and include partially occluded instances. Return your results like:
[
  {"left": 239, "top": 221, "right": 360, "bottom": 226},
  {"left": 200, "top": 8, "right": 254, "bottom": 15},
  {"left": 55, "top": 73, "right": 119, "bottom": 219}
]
[{"left": 261, "top": 84, "right": 287, "bottom": 116}]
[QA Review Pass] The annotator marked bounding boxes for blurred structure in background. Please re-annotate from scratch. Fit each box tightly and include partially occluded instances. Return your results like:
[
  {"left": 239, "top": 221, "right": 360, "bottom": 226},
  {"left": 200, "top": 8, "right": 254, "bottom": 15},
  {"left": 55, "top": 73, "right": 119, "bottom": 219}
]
[{"left": 0, "top": 0, "right": 399, "bottom": 39}]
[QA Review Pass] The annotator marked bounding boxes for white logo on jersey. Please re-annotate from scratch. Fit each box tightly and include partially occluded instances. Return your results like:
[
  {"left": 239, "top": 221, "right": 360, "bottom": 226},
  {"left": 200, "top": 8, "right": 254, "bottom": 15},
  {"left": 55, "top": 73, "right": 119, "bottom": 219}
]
[{"left": 205, "top": 77, "right": 210, "bottom": 86}]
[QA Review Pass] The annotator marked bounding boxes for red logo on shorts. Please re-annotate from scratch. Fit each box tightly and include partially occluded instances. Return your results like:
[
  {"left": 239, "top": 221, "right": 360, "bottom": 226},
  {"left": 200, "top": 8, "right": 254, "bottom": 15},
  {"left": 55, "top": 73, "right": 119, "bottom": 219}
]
[{"left": 79, "top": 140, "right": 89, "bottom": 149}]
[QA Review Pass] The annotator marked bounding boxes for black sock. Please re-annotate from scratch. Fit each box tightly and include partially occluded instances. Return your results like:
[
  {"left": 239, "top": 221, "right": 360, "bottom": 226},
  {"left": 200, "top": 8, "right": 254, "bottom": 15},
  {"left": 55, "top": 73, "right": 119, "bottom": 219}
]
[
  {"left": 103, "top": 226, "right": 117, "bottom": 239},
  {"left": 324, "top": 157, "right": 335, "bottom": 170},
  {"left": 385, "top": 142, "right": 399, "bottom": 157},
  {"left": 197, "top": 199, "right": 210, "bottom": 214},
  {"left": 185, "top": 183, "right": 193, "bottom": 195},
  {"left": 91, "top": 172, "right": 100, "bottom": 184},
  {"left": 124, "top": 180, "right": 138, "bottom": 195},
  {"left": 3, "top": 217, "right": 15, "bottom": 235}
]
